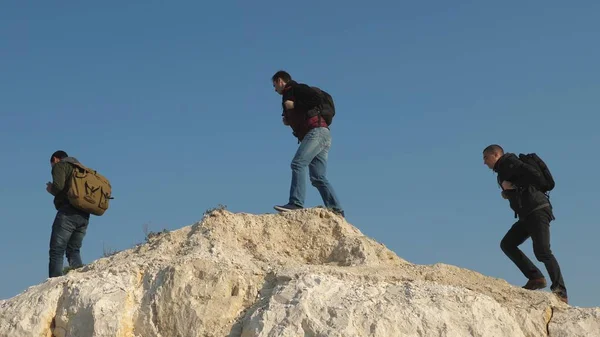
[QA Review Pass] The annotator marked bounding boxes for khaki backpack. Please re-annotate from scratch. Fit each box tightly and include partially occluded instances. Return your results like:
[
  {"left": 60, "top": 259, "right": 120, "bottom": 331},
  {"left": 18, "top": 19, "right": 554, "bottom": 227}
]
[{"left": 67, "top": 162, "right": 112, "bottom": 216}]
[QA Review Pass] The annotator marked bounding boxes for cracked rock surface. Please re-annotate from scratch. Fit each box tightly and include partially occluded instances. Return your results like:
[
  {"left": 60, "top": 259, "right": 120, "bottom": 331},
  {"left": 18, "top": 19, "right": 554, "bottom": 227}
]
[{"left": 0, "top": 208, "right": 597, "bottom": 336}]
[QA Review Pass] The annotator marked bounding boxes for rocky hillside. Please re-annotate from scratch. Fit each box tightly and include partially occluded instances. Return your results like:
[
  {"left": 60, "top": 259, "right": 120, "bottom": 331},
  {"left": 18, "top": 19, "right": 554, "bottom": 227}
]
[{"left": 0, "top": 208, "right": 598, "bottom": 337}]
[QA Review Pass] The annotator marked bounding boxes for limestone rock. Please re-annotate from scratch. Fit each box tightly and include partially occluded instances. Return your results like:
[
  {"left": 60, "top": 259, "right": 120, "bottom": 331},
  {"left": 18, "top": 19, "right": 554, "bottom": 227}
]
[
  {"left": 549, "top": 307, "right": 600, "bottom": 337},
  {"left": 0, "top": 208, "right": 597, "bottom": 337}
]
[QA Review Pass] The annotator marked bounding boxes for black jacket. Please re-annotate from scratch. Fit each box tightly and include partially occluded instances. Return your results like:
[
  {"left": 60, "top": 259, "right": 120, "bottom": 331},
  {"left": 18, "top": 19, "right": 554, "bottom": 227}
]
[{"left": 494, "top": 153, "right": 552, "bottom": 218}]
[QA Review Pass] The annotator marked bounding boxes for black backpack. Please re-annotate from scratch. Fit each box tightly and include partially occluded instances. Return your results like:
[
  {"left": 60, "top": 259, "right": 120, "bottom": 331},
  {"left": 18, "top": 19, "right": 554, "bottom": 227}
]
[
  {"left": 518, "top": 153, "right": 555, "bottom": 193},
  {"left": 311, "top": 86, "right": 335, "bottom": 125}
]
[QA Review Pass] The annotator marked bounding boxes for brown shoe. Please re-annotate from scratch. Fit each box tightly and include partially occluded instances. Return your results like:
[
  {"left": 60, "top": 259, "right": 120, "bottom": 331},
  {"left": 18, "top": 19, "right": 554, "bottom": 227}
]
[
  {"left": 552, "top": 289, "right": 569, "bottom": 304},
  {"left": 555, "top": 293, "right": 568, "bottom": 304},
  {"left": 522, "top": 277, "right": 547, "bottom": 290}
]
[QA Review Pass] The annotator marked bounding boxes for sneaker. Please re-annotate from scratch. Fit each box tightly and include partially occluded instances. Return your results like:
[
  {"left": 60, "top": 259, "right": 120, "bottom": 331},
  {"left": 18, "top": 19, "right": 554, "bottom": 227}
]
[
  {"left": 274, "top": 204, "right": 303, "bottom": 212},
  {"left": 522, "top": 277, "right": 547, "bottom": 290},
  {"left": 332, "top": 209, "right": 345, "bottom": 217}
]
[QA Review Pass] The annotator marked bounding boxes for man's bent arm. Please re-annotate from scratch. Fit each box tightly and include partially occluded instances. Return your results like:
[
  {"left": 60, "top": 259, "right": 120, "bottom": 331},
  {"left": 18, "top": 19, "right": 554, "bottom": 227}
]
[{"left": 50, "top": 164, "right": 68, "bottom": 196}]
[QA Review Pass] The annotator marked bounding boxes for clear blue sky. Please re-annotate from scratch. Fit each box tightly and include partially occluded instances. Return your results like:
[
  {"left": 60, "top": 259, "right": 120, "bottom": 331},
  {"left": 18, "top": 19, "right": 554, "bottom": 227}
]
[{"left": 1, "top": 2, "right": 598, "bottom": 307}]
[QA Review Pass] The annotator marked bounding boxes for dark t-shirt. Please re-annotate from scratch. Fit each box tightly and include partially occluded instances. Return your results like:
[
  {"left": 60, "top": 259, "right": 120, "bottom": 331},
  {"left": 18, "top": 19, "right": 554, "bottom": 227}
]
[{"left": 281, "top": 81, "right": 328, "bottom": 140}]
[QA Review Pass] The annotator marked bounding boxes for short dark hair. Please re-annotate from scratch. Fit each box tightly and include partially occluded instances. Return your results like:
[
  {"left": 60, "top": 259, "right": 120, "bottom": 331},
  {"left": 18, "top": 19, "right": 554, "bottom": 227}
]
[
  {"left": 50, "top": 150, "right": 68, "bottom": 162},
  {"left": 483, "top": 144, "right": 504, "bottom": 155},
  {"left": 271, "top": 70, "right": 292, "bottom": 83}
]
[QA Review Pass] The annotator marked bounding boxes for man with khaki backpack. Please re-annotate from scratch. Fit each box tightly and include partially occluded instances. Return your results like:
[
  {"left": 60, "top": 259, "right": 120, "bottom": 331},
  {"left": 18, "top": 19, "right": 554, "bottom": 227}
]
[{"left": 46, "top": 150, "right": 112, "bottom": 277}]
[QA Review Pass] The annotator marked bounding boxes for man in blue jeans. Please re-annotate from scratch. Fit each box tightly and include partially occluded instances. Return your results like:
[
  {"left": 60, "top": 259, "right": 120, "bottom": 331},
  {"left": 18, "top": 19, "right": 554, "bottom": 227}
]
[
  {"left": 271, "top": 70, "right": 344, "bottom": 217},
  {"left": 46, "top": 150, "right": 90, "bottom": 277}
]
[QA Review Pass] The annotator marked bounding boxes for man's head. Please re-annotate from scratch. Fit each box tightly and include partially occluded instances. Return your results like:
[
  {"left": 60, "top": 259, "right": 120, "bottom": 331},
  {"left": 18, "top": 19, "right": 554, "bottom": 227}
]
[
  {"left": 50, "top": 150, "right": 68, "bottom": 167},
  {"left": 483, "top": 144, "right": 504, "bottom": 169},
  {"left": 271, "top": 70, "right": 292, "bottom": 95}
]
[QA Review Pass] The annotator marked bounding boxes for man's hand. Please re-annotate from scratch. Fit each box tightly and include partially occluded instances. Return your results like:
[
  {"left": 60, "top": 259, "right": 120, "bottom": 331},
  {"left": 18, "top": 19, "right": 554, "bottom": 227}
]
[
  {"left": 501, "top": 181, "right": 515, "bottom": 190},
  {"left": 46, "top": 182, "right": 53, "bottom": 194},
  {"left": 284, "top": 100, "right": 294, "bottom": 110}
]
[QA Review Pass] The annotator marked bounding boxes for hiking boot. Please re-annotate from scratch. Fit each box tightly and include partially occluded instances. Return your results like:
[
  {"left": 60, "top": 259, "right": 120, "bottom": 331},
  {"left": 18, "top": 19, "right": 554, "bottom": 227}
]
[
  {"left": 552, "top": 288, "right": 569, "bottom": 304},
  {"left": 274, "top": 204, "right": 303, "bottom": 212},
  {"left": 522, "top": 277, "right": 547, "bottom": 290}
]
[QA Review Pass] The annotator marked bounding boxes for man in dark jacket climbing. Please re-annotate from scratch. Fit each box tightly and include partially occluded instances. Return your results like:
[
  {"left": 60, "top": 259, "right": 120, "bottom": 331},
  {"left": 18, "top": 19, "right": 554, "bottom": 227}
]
[
  {"left": 483, "top": 144, "right": 568, "bottom": 304},
  {"left": 271, "top": 70, "right": 344, "bottom": 217},
  {"left": 46, "top": 150, "right": 91, "bottom": 277}
]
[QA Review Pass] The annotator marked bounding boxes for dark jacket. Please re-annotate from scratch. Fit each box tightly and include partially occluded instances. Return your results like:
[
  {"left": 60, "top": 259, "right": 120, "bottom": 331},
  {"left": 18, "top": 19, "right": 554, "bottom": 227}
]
[
  {"left": 49, "top": 157, "right": 80, "bottom": 210},
  {"left": 281, "top": 80, "right": 328, "bottom": 141},
  {"left": 494, "top": 153, "right": 552, "bottom": 218}
]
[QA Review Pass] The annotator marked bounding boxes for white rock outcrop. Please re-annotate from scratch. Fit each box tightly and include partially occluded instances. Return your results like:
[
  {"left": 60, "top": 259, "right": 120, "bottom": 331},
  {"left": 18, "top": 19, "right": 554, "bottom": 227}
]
[{"left": 0, "top": 208, "right": 597, "bottom": 336}]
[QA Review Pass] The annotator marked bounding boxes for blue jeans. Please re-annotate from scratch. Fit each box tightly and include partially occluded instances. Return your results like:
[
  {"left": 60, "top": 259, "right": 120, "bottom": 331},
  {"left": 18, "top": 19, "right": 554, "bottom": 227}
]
[
  {"left": 289, "top": 127, "right": 343, "bottom": 212},
  {"left": 49, "top": 205, "right": 90, "bottom": 278}
]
